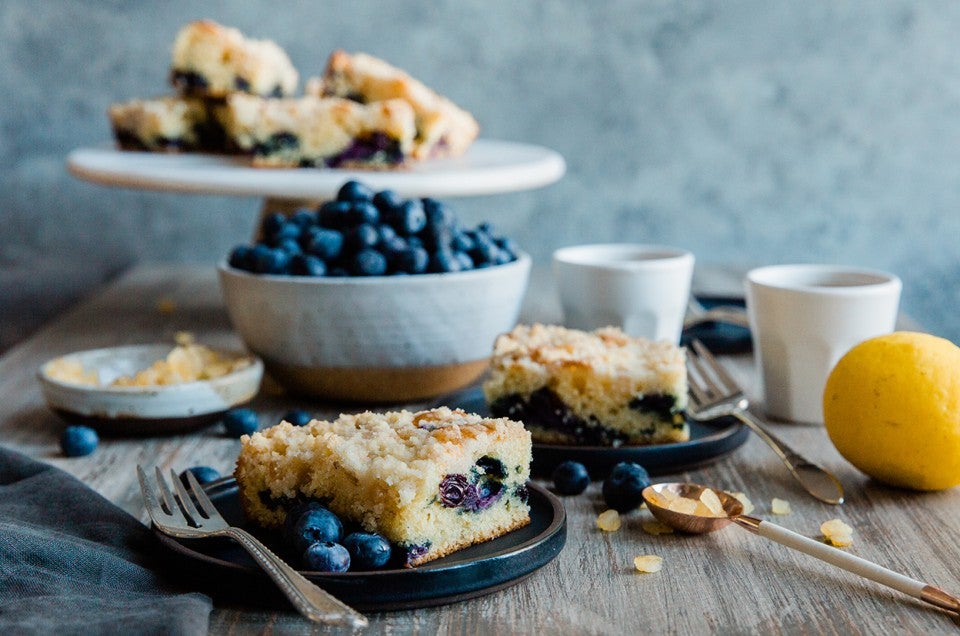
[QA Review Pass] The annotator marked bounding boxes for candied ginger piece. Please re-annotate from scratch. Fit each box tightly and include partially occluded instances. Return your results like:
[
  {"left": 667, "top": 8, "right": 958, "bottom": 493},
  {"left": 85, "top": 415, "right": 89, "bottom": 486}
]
[
  {"left": 699, "top": 489, "right": 725, "bottom": 517},
  {"left": 821, "top": 518, "right": 854, "bottom": 547},
  {"left": 634, "top": 555, "right": 663, "bottom": 573},
  {"left": 727, "top": 491, "right": 755, "bottom": 514},
  {"left": 641, "top": 520, "right": 675, "bottom": 536},
  {"left": 666, "top": 497, "right": 699, "bottom": 515},
  {"left": 771, "top": 498, "right": 791, "bottom": 515},
  {"left": 596, "top": 509, "right": 622, "bottom": 532}
]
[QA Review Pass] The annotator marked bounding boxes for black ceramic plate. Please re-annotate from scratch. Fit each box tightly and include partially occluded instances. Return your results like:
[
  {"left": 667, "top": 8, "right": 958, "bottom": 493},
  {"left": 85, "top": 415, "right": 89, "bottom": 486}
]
[
  {"left": 441, "top": 388, "right": 750, "bottom": 478},
  {"left": 154, "top": 479, "right": 566, "bottom": 611},
  {"left": 680, "top": 295, "right": 752, "bottom": 354}
]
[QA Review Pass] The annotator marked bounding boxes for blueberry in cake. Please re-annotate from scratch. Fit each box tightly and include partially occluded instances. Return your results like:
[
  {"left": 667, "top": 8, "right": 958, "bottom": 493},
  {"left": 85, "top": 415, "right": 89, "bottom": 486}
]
[
  {"left": 483, "top": 324, "right": 689, "bottom": 446},
  {"left": 234, "top": 407, "right": 532, "bottom": 567},
  {"left": 217, "top": 94, "right": 416, "bottom": 168},
  {"left": 306, "top": 50, "right": 479, "bottom": 160},
  {"left": 108, "top": 96, "right": 225, "bottom": 152},
  {"left": 170, "top": 20, "right": 298, "bottom": 98}
]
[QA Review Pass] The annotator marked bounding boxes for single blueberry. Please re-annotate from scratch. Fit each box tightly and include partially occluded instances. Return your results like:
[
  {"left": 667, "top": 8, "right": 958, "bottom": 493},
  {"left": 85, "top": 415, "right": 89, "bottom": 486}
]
[
  {"left": 228, "top": 245, "right": 254, "bottom": 271},
  {"left": 303, "top": 541, "right": 351, "bottom": 573},
  {"left": 451, "top": 231, "right": 475, "bottom": 253},
  {"left": 290, "top": 209, "right": 316, "bottom": 228},
  {"left": 391, "top": 245, "right": 429, "bottom": 274},
  {"left": 373, "top": 189, "right": 402, "bottom": 213},
  {"left": 347, "top": 201, "right": 380, "bottom": 226},
  {"left": 385, "top": 199, "right": 427, "bottom": 235},
  {"left": 60, "top": 425, "right": 98, "bottom": 457},
  {"left": 275, "top": 237, "right": 302, "bottom": 256},
  {"left": 261, "top": 212, "right": 287, "bottom": 239},
  {"left": 337, "top": 180, "right": 374, "bottom": 203},
  {"left": 455, "top": 251, "right": 474, "bottom": 271},
  {"left": 270, "top": 221, "right": 302, "bottom": 245},
  {"left": 283, "top": 409, "right": 313, "bottom": 426},
  {"left": 305, "top": 227, "right": 344, "bottom": 261},
  {"left": 469, "top": 234, "right": 499, "bottom": 266},
  {"left": 282, "top": 501, "right": 327, "bottom": 538},
  {"left": 351, "top": 249, "right": 388, "bottom": 276},
  {"left": 428, "top": 249, "right": 461, "bottom": 273},
  {"left": 380, "top": 235, "right": 407, "bottom": 257},
  {"left": 289, "top": 508, "right": 344, "bottom": 554},
  {"left": 179, "top": 466, "right": 221, "bottom": 486},
  {"left": 344, "top": 223, "right": 380, "bottom": 252},
  {"left": 318, "top": 200, "right": 353, "bottom": 229},
  {"left": 342, "top": 532, "right": 392, "bottom": 570},
  {"left": 423, "top": 198, "right": 457, "bottom": 228},
  {"left": 552, "top": 460, "right": 590, "bottom": 496},
  {"left": 223, "top": 408, "right": 259, "bottom": 437},
  {"left": 406, "top": 236, "right": 423, "bottom": 249},
  {"left": 290, "top": 254, "right": 326, "bottom": 277},
  {"left": 602, "top": 462, "right": 651, "bottom": 512},
  {"left": 375, "top": 223, "right": 398, "bottom": 246},
  {"left": 496, "top": 236, "right": 521, "bottom": 258},
  {"left": 252, "top": 246, "right": 291, "bottom": 275},
  {"left": 493, "top": 247, "right": 515, "bottom": 265}
]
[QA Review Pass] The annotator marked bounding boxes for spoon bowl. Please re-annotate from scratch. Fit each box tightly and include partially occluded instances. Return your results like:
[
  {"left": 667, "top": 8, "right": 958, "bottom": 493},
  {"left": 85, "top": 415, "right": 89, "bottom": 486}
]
[{"left": 642, "top": 483, "right": 743, "bottom": 534}]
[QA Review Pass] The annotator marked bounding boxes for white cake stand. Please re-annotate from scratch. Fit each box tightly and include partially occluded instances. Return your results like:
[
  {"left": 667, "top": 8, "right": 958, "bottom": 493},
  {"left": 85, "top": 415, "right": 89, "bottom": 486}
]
[{"left": 67, "top": 139, "right": 566, "bottom": 199}]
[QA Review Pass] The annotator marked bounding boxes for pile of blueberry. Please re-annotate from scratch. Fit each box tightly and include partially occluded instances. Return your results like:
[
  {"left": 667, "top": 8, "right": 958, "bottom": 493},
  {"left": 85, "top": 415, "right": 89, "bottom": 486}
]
[
  {"left": 228, "top": 180, "right": 521, "bottom": 277},
  {"left": 552, "top": 460, "right": 651, "bottom": 512}
]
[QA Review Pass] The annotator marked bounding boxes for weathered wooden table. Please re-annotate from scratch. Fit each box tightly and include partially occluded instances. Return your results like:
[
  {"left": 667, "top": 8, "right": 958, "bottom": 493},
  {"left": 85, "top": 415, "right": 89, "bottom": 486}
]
[{"left": 2, "top": 264, "right": 958, "bottom": 634}]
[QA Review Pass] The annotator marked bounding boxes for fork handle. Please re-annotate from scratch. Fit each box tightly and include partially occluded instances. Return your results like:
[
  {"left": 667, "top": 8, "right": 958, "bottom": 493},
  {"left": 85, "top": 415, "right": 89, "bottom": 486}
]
[
  {"left": 223, "top": 527, "right": 368, "bottom": 628},
  {"left": 732, "top": 410, "right": 845, "bottom": 505}
]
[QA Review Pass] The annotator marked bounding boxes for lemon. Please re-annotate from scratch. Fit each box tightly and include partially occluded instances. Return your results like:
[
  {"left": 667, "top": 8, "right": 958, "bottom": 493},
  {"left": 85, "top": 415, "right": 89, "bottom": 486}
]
[{"left": 822, "top": 331, "right": 960, "bottom": 491}]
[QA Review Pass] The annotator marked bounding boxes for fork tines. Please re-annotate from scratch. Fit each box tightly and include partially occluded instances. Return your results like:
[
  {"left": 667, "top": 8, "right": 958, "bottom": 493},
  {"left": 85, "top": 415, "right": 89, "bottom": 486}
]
[
  {"left": 137, "top": 464, "right": 219, "bottom": 530},
  {"left": 686, "top": 338, "right": 743, "bottom": 406}
]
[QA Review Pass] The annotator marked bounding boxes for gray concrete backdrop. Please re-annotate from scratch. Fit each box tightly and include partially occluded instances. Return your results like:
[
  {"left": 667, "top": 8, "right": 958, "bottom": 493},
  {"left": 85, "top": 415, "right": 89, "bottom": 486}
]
[{"left": 2, "top": 1, "right": 959, "bottom": 350}]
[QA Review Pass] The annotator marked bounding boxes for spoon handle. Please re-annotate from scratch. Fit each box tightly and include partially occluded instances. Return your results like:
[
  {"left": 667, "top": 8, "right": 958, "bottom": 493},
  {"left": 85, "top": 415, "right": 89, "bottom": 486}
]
[{"left": 734, "top": 516, "right": 960, "bottom": 614}]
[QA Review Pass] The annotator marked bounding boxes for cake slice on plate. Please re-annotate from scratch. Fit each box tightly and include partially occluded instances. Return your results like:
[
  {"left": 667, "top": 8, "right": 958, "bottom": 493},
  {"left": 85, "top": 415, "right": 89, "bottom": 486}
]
[
  {"left": 235, "top": 407, "right": 532, "bottom": 566},
  {"left": 483, "top": 324, "right": 689, "bottom": 446}
]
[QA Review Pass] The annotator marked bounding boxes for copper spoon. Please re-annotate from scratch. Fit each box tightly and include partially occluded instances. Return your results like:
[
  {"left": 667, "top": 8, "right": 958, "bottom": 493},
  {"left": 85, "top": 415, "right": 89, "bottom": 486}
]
[{"left": 642, "top": 483, "right": 960, "bottom": 616}]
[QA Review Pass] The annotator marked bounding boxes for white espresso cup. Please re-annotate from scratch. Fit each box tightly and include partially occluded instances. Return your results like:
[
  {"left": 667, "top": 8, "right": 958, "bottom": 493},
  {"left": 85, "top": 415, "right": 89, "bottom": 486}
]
[
  {"left": 745, "top": 264, "right": 902, "bottom": 423},
  {"left": 552, "top": 244, "right": 695, "bottom": 343}
]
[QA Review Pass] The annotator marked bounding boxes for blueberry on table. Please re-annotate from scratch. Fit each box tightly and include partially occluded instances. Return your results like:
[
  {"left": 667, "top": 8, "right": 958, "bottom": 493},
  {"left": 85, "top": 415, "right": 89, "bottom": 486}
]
[
  {"left": 303, "top": 541, "right": 351, "bottom": 573},
  {"left": 179, "top": 466, "right": 221, "bottom": 486},
  {"left": 342, "top": 532, "right": 392, "bottom": 570},
  {"left": 337, "top": 180, "right": 375, "bottom": 203},
  {"left": 222, "top": 408, "right": 259, "bottom": 437},
  {"left": 283, "top": 409, "right": 313, "bottom": 427},
  {"left": 602, "top": 462, "right": 651, "bottom": 512},
  {"left": 552, "top": 460, "right": 590, "bottom": 496},
  {"left": 289, "top": 507, "right": 344, "bottom": 554},
  {"left": 60, "top": 425, "right": 98, "bottom": 457}
]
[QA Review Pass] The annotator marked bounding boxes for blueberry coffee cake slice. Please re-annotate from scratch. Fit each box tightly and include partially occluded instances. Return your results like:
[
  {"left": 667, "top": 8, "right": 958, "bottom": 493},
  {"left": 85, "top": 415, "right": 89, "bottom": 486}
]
[
  {"left": 108, "top": 96, "right": 225, "bottom": 152},
  {"left": 235, "top": 407, "right": 532, "bottom": 567},
  {"left": 218, "top": 93, "right": 416, "bottom": 168},
  {"left": 483, "top": 324, "right": 689, "bottom": 446},
  {"left": 306, "top": 50, "right": 479, "bottom": 160},
  {"left": 170, "top": 20, "right": 298, "bottom": 98}
]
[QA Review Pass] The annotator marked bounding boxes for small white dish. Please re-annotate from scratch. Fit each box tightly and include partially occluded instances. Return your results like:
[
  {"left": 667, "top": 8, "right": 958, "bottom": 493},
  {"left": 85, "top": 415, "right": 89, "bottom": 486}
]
[{"left": 37, "top": 344, "right": 263, "bottom": 435}]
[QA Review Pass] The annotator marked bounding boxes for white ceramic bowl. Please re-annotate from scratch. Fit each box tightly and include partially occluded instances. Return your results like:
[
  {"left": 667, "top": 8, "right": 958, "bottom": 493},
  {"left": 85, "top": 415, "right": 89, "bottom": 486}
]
[
  {"left": 37, "top": 344, "right": 263, "bottom": 435},
  {"left": 217, "top": 254, "right": 532, "bottom": 402}
]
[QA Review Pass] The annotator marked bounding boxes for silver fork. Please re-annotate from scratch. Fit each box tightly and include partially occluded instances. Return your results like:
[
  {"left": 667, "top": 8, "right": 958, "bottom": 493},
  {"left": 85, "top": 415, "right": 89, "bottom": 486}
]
[
  {"left": 685, "top": 339, "right": 845, "bottom": 505},
  {"left": 138, "top": 466, "right": 368, "bottom": 629}
]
